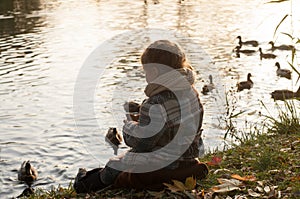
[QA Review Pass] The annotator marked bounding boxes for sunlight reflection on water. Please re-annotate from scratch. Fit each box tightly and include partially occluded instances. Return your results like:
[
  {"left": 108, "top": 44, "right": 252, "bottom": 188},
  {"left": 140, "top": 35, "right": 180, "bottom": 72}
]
[{"left": 0, "top": 0, "right": 300, "bottom": 197}]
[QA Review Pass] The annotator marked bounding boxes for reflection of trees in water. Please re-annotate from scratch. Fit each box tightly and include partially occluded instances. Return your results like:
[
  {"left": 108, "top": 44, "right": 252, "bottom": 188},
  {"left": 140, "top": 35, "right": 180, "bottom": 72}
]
[{"left": 0, "top": 0, "right": 42, "bottom": 35}]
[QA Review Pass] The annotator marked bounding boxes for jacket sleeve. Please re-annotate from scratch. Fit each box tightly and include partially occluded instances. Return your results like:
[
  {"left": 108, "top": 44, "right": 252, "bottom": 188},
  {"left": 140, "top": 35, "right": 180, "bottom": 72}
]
[{"left": 122, "top": 99, "right": 167, "bottom": 152}]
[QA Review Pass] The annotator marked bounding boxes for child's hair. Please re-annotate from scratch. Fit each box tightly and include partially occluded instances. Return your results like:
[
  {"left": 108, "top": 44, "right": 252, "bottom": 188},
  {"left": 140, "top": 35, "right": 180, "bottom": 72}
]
[{"left": 141, "top": 40, "right": 193, "bottom": 70}]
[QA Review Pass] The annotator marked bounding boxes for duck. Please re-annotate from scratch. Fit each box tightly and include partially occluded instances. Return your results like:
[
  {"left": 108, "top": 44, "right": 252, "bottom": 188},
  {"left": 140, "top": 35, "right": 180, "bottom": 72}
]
[
  {"left": 18, "top": 161, "right": 38, "bottom": 186},
  {"left": 236, "top": 36, "right": 259, "bottom": 47},
  {"left": 237, "top": 73, "right": 253, "bottom": 92},
  {"left": 123, "top": 101, "right": 140, "bottom": 113},
  {"left": 271, "top": 86, "right": 300, "bottom": 100},
  {"left": 259, "top": 47, "right": 277, "bottom": 60},
  {"left": 105, "top": 127, "right": 122, "bottom": 155},
  {"left": 234, "top": 46, "right": 256, "bottom": 56},
  {"left": 275, "top": 62, "right": 292, "bottom": 79},
  {"left": 105, "top": 127, "right": 122, "bottom": 146},
  {"left": 202, "top": 75, "right": 215, "bottom": 94},
  {"left": 268, "top": 41, "right": 295, "bottom": 51},
  {"left": 123, "top": 101, "right": 140, "bottom": 121}
]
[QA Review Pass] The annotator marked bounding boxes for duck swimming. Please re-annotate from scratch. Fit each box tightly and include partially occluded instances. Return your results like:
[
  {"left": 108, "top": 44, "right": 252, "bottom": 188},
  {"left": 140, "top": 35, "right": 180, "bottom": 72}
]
[
  {"left": 271, "top": 86, "right": 300, "bottom": 100},
  {"left": 237, "top": 73, "right": 253, "bottom": 92},
  {"left": 275, "top": 62, "right": 291, "bottom": 79},
  {"left": 259, "top": 48, "right": 276, "bottom": 60},
  {"left": 202, "top": 75, "right": 215, "bottom": 94},
  {"left": 268, "top": 41, "right": 295, "bottom": 51},
  {"left": 18, "top": 161, "right": 38, "bottom": 186},
  {"left": 236, "top": 36, "right": 259, "bottom": 47}
]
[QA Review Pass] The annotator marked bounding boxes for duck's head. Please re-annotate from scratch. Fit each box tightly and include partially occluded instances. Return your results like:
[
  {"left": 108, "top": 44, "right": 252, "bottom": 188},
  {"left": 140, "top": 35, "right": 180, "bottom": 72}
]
[
  {"left": 247, "top": 73, "right": 252, "bottom": 79},
  {"left": 209, "top": 75, "right": 213, "bottom": 83},
  {"left": 107, "top": 127, "right": 117, "bottom": 136},
  {"left": 258, "top": 47, "right": 262, "bottom": 52},
  {"left": 111, "top": 128, "right": 117, "bottom": 135},
  {"left": 25, "top": 161, "right": 32, "bottom": 175},
  {"left": 268, "top": 41, "right": 274, "bottom": 46},
  {"left": 275, "top": 62, "right": 280, "bottom": 69},
  {"left": 236, "top": 36, "right": 241, "bottom": 40}
]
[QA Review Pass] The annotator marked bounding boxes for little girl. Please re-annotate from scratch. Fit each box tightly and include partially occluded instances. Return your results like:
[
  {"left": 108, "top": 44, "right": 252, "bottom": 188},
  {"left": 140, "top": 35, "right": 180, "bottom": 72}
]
[{"left": 74, "top": 40, "right": 208, "bottom": 193}]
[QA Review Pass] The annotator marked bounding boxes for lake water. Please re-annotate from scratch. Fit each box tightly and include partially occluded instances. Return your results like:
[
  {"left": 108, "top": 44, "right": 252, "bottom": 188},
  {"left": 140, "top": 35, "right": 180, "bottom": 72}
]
[{"left": 0, "top": 0, "right": 300, "bottom": 197}]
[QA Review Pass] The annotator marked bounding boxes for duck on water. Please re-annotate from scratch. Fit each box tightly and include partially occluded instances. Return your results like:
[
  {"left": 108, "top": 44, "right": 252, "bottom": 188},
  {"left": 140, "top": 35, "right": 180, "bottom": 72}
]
[
  {"left": 202, "top": 75, "right": 215, "bottom": 94},
  {"left": 237, "top": 73, "right": 253, "bottom": 92},
  {"left": 236, "top": 36, "right": 259, "bottom": 47},
  {"left": 18, "top": 160, "right": 38, "bottom": 186},
  {"left": 275, "top": 62, "right": 292, "bottom": 79},
  {"left": 259, "top": 47, "right": 276, "bottom": 60},
  {"left": 271, "top": 86, "right": 300, "bottom": 101},
  {"left": 268, "top": 41, "right": 295, "bottom": 51}
]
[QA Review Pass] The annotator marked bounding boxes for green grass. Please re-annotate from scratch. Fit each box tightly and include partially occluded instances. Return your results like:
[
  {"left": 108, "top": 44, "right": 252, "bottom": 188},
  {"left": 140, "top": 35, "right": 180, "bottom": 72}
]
[
  {"left": 264, "top": 100, "right": 300, "bottom": 135},
  {"left": 22, "top": 100, "right": 300, "bottom": 199}
]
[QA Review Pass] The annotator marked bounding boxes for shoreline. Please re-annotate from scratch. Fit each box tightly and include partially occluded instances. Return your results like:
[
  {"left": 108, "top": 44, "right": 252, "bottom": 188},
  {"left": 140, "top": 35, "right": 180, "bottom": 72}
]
[{"left": 24, "top": 123, "right": 300, "bottom": 198}]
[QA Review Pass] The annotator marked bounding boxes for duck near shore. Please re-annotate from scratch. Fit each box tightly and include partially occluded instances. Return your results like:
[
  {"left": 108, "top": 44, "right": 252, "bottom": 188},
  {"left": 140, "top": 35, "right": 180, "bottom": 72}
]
[
  {"left": 105, "top": 127, "right": 122, "bottom": 147},
  {"left": 275, "top": 62, "right": 292, "bottom": 79},
  {"left": 105, "top": 127, "right": 122, "bottom": 155},
  {"left": 237, "top": 73, "right": 253, "bottom": 92},
  {"left": 202, "top": 75, "right": 215, "bottom": 94},
  {"left": 18, "top": 161, "right": 38, "bottom": 186},
  {"left": 271, "top": 86, "right": 300, "bottom": 100},
  {"left": 236, "top": 36, "right": 259, "bottom": 47}
]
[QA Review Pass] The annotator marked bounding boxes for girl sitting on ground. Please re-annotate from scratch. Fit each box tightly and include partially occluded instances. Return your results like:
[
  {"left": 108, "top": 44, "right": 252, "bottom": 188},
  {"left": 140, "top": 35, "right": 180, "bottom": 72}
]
[{"left": 74, "top": 40, "right": 208, "bottom": 193}]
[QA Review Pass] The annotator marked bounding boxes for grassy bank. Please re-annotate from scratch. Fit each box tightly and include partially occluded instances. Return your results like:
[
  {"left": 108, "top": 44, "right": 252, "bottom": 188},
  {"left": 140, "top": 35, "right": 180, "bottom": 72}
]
[{"left": 21, "top": 101, "right": 300, "bottom": 199}]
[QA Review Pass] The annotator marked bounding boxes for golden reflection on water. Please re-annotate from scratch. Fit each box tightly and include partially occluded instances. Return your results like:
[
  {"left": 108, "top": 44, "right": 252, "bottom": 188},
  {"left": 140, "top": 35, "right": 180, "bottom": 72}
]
[{"left": 0, "top": 0, "right": 300, "bottom": 197}]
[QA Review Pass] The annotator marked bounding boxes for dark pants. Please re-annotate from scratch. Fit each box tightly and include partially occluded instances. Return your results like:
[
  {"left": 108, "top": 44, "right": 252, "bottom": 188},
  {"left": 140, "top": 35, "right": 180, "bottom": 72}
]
[{"left": 74, "top": 166, "right": 121, "bottom": 194}]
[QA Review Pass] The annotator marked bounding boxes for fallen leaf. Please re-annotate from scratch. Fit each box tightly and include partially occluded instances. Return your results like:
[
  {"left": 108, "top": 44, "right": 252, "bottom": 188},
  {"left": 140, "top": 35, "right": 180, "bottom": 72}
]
[
  {"left": 280, "top": 147, "right": 290, "bottom": 152},
  {"left": 213, "top": 168, "right": 231, "bottom": 174},
  {"left": 163, "top": 182, "right": 182, "bottom": 192},
  {"left": 291, "top": 175, "right": 300, "bottom": 181},
  {"left": 255, "top": 186, "right": 264, "bottom": 193},
  {"left": 217, "top": 178, "right": 243, "bottom": 186},
  {"left": 248, "top": 189, "right": 261, "bottom": 197},
  {"left": 268, "top": 169, "right": 280, "bottom": 174},
  {"left": 172, "top": 179, "right": 187, "bottom": 191},
  {"left": 211, "top": 178, "right": 243, "bottom": 193},
  {"left": 163, "top": 178, "right": 193, "bottom": 192},
  {"left": 231, "top": 174, "right": 256, "bottom": 182},
  {"left": 268, "top": 186, "right": 276, "bottom": 198},
  {"left": 207, "top": 156, "right": 222, "bottom": 166},
  {"left": 204, "top": 191, "right": 214, "bottom": 199},
  {"left": 147, "top": 190, "right": 165, "bottom": 197},
  {"left": 264, "top": 186, "right": 271, "bottom": 194},
  {"left": 200, "top": 189, "right": 205, "bottom": 197},
  {"left": 233, "top": 195, "right": 248, "bottom": 199},
  {"left": 257, "top": 181, "right": 264, "bottom": 187},
  {"left": 211, "top": 183, "right": 241, "bottom": 193},
  {"left": 185, "top": 177, "right": 196, "bottom": 190}
]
